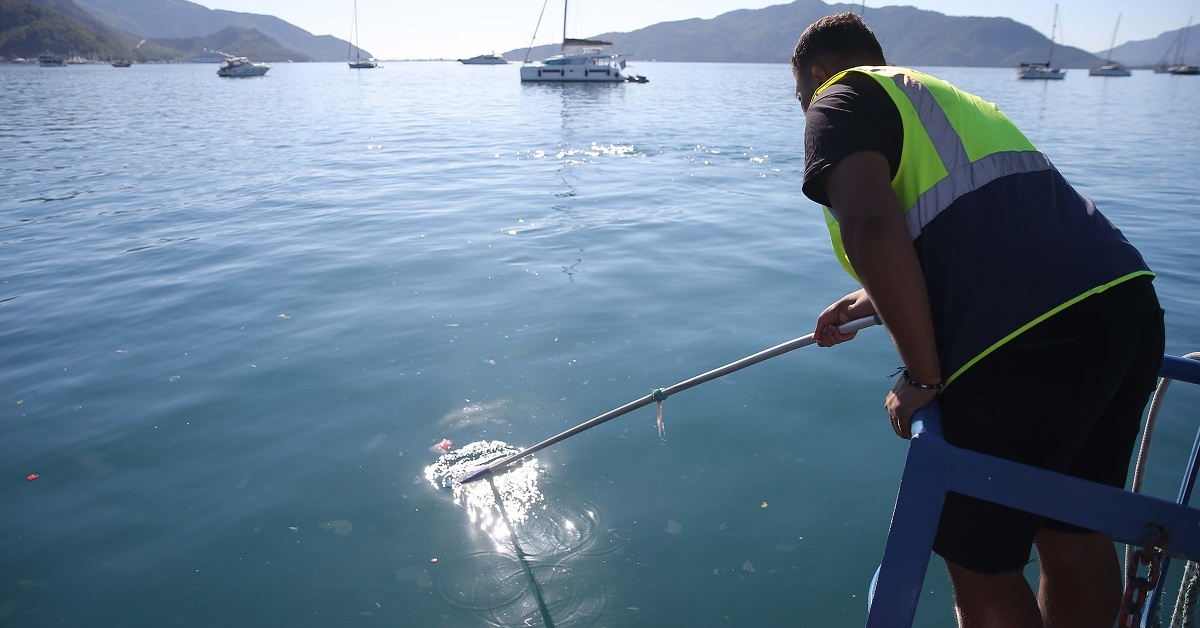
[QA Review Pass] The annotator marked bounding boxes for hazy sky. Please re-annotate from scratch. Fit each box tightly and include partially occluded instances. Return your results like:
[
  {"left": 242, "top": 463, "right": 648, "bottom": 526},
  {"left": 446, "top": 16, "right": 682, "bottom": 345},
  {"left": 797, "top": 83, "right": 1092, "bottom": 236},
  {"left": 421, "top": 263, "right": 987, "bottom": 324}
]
[{"left": 190, "top": 0, "right": 1197, "bottom": 60}]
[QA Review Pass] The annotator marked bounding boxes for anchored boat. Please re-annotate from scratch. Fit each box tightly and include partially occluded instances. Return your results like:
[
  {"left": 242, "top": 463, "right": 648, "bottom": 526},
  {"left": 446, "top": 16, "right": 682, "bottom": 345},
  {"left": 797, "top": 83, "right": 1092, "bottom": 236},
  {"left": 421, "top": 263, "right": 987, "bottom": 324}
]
[
  {"left": 520, "top": 1, "right": 632, "bottom": 83},
  {"left": 217, "top": 56, "right": 269, "bottom": 77},
  {"left": 347, "top": 0, "right": 378, "bottom": 69},
  {"left": 1017, "top": 4, "right": 1066, "bottom": 80},
  {"left": 459, "top": 54, "right": 508, "bottom": 65},
  {"left": 1089, "top": 14, "right": 1132, "bottom": 77}
]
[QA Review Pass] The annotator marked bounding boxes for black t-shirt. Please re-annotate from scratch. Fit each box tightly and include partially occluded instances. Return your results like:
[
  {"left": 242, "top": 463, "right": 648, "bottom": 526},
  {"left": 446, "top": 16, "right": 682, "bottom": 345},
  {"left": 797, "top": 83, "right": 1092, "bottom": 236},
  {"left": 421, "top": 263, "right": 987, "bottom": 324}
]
[{"left": 801, "top": 72, "right": 904, "bottom": 208}]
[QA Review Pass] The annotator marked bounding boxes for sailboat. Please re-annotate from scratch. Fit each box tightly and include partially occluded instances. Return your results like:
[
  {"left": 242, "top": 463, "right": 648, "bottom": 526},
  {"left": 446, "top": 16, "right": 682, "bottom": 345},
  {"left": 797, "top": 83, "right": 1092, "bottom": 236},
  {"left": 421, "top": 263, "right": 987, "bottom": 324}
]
[
  {"left": 519, "top": 0, "right": 633, "bottom": 83},
  {"left": 1089, "top": 14, "right": 1132, "bottom": 76},
  {"left": 347, "top": 0, "right": 378, "bottom": 69},
  {"left": 1017, "top": 4, "right": 1066, "bottom": 80},
  {"left": 1168, "top": 16, "right": 1199, "bottom": 75}
]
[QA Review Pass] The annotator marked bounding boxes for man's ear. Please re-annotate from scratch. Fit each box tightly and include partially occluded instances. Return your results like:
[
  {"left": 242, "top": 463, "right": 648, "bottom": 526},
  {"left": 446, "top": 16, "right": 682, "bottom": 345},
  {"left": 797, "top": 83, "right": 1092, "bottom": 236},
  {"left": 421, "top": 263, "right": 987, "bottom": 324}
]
[{"left": 810, "top": 65, "right": 830, "bottom": 87}]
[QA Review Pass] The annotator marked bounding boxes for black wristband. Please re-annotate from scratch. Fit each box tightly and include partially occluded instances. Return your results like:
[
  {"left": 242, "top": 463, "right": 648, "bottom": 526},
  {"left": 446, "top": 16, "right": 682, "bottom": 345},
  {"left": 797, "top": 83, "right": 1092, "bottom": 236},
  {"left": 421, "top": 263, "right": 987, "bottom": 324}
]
[{"left": 902, "top": 369, "right": 943, "bottom": 390}]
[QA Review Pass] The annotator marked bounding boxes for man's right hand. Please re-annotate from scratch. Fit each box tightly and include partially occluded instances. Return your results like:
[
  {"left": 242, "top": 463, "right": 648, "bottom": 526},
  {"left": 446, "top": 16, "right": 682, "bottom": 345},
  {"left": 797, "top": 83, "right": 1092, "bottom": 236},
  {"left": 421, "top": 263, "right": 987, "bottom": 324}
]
[{"left": 814, "top": 289, "right": 874, "bottom": 347}]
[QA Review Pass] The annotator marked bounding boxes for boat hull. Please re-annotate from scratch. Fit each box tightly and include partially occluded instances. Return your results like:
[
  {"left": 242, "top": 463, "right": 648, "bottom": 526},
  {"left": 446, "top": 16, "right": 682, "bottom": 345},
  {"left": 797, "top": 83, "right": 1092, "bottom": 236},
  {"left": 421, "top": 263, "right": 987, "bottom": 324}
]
[
  {"left": 218, "top": 66, "right": 269, "bottom": 77},
  {"left": 1017, "top": 66, "right": 1066, "bottom": 80},
  {"left": 520, "top": 65, "right": 624, "bottom": 82},
  {"left": 460, "top": 55, "right": 508, "bottom": 65},
  {"left": 1089, "top": 66, "right": 1131, "bottom": 77}
]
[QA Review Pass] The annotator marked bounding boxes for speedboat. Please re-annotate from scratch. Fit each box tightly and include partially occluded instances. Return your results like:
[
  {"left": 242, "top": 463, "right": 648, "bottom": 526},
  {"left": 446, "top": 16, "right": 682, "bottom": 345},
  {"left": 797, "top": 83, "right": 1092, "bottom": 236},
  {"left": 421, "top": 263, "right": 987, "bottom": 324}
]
[
  {"left": 459, "top": 54, "right": 508, "bottom": 65},
  {"left": 1088, "top": 63, "right": 1131, "bottom": 77},
  {"left": 217, "top": 57, "right": 269, "bottom": 77}
]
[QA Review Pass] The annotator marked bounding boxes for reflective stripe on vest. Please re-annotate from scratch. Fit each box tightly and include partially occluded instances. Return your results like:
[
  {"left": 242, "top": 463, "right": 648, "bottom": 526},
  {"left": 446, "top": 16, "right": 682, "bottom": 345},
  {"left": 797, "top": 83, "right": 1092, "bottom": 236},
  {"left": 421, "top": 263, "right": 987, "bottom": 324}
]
[{"left": 815, "top": 67, "right": 1049, "bottom": 262}]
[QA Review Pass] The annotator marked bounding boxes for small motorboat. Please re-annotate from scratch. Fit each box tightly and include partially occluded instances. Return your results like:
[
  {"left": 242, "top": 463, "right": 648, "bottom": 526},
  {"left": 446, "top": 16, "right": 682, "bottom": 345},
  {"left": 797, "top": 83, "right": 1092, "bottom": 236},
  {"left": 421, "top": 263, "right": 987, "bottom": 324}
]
[
  {"left": 459, "top": 54, "right": 508, "bottom": 65},
  {"left": 217, "top": 57, "right": 270, "bottom": 77}
]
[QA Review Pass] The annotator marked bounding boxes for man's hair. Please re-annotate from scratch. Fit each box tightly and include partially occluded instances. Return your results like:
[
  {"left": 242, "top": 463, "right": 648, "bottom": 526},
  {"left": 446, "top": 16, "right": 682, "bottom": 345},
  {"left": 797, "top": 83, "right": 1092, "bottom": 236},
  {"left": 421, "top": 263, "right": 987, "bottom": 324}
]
[{"left": 791, "top": 12, "right": 886, "bottom": 75}]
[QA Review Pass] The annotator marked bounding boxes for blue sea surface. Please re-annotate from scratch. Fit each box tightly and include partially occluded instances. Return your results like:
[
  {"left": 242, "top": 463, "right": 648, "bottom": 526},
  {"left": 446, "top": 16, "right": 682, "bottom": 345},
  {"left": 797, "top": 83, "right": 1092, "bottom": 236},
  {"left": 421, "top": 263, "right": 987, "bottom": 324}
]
[{"left": 2, "top": 61, "right": 1198, "bottom": 627}]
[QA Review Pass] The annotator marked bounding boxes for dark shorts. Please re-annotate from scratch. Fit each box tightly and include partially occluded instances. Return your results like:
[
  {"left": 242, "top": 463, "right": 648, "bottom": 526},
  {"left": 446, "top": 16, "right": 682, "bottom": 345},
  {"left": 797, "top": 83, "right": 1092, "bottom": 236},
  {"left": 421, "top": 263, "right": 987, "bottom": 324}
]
[{"left": 931, "top": 276, "right": 1165, "bottom": 574}]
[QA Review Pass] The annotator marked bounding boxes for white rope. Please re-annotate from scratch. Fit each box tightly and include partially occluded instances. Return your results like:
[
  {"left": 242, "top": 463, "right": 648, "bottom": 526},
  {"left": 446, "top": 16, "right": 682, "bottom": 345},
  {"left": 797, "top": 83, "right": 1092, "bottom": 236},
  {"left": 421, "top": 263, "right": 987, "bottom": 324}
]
[
  {"left": 1127, "top": 352, "right": 1200, "bottom": 628},
  {"left": 1170, "top": 560, "right": 1200, "bottom": 628}
]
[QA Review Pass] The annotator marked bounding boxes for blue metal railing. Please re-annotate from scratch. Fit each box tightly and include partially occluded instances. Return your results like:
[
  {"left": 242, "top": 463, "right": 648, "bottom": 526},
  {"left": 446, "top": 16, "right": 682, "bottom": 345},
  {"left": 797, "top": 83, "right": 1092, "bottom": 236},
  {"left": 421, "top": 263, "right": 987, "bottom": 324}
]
[{"left": 866, "top": 355, "right": 1200, "bottom": 627}]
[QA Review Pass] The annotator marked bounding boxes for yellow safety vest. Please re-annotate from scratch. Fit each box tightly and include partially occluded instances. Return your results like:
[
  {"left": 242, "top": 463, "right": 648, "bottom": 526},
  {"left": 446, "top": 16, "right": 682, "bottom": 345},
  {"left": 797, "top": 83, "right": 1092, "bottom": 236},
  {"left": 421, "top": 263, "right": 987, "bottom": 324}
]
[{"left": 813, "top": 66, "right": 1152, "bottom": 386}]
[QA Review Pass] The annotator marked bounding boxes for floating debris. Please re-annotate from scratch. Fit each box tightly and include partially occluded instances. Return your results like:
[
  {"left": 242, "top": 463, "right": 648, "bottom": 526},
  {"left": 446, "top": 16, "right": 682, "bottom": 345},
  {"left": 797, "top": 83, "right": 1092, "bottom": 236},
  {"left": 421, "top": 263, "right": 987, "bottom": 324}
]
[
  {"left": 395, "top": 565, "right": 433, "bottom": 588},
  {"left": 665, "top": 520, "right": 683, "bottom": 535},
  {"left": 743, "top": 561, "right": 755, "bottom": 573},
  {"left": 319, "top": 520, "right": 353, "bottom": 535}
]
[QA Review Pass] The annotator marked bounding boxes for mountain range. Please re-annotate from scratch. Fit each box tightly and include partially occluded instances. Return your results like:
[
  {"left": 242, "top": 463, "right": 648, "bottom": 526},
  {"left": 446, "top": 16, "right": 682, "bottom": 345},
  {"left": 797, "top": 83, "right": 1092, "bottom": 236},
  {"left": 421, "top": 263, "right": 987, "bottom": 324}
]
[
  {"left": 2, "top": 0, "right": 1196, "bottom": 68},
  {"left": 1, "top": 0, "right": 368, "bottom": 61},
  {"left": 509, "top": 1, "right": 1197, "bottom": 69}
]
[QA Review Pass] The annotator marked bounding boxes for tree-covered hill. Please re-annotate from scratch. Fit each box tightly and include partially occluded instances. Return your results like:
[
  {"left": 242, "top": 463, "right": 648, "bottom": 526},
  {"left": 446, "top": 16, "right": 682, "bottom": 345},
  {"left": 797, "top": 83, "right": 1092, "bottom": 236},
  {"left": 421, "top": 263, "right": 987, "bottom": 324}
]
[
  {"left": 72, "top": 0, "right": 366, "bottom": 62},
  {"left": 2, "top": 0, "right": 314, "bottom": 61},
  {"left": 151, "top": 26, "right": 309, "bottom": 63},
  {"left": 0, "top": 0, "right": 173, "bottom": 60}
]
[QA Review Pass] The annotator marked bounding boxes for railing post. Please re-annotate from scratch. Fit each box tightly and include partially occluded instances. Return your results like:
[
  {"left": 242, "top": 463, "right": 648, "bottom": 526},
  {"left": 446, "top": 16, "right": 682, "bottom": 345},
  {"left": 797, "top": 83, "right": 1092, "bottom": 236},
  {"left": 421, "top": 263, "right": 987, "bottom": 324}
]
[{"left": 866, "top": 403, "right": 950, "bottom": 628}]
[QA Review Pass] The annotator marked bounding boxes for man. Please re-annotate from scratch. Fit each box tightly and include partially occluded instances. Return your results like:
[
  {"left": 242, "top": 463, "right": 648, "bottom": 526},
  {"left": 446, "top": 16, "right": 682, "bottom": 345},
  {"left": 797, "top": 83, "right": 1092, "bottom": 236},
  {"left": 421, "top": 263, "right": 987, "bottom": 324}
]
[{"left": 793, "top": 12, "right": 1164, "bottom": 628}]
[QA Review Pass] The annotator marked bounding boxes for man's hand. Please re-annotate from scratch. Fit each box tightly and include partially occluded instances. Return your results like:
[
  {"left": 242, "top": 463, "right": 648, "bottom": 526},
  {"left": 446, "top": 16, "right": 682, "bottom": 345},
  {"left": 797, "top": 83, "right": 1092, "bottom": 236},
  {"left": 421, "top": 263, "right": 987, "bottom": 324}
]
[
  {"left": 815, "top": 289, "right": 875, "bottom": 347},
  {"left": 885, "top": 377, "right": 938, "bottom": 440}
]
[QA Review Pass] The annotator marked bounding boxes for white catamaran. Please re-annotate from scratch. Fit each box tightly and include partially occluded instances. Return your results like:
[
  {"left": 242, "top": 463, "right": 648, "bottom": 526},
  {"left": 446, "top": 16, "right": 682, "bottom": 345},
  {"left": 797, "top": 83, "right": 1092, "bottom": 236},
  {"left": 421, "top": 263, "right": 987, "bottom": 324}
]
[{"left": 520, "top": 0, "right": 631, "bottom": 83}]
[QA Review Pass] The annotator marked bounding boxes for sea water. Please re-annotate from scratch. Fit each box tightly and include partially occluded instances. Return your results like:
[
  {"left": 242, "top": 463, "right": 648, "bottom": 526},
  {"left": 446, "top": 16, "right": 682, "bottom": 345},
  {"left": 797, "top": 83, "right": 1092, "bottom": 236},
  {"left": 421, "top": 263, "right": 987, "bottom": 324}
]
[{"left": 1, "top": 61, "right": 1198, "bottom": 627}]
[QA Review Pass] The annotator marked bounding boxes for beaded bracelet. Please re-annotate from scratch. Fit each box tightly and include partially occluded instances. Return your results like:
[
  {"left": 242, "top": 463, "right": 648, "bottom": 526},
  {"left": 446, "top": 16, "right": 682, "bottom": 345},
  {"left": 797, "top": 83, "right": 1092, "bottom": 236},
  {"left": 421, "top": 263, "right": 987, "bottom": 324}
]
[{"left": 901, "top": 369, "right": 944, "bottom": 390}]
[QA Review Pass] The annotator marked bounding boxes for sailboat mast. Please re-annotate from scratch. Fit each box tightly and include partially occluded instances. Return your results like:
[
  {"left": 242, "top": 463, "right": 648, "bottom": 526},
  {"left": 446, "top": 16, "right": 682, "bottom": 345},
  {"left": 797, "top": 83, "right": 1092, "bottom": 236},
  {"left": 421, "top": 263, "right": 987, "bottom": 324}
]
[
  {"left": 1180, "top": 16, "right": 1194, "bottom": 66},
  {"left": 1047, "top": 4, "right": 1058, "bottom": 66},
  {"left": 562, "top": 0, "right": 569, "bottom": 52},
  {"left": 352, "top": 0, "right": 360, "bottom": 61},
  {"left": 1106, "top": 13, "right": 1121, "bottom": 62}
]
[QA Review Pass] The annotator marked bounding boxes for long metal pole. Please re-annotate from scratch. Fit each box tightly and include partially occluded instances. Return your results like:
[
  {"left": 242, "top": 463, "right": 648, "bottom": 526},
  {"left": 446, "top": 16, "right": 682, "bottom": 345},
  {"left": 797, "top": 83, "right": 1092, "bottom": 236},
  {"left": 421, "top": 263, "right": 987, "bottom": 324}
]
[{"left": 459, "top": 315, "right": 881, "bottom": 484}]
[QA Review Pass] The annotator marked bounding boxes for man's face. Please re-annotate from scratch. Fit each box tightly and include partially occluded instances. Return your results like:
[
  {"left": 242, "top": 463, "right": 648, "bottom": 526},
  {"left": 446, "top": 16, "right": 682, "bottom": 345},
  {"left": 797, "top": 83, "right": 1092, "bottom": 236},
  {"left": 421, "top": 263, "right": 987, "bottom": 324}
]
[{"left": 793, "top": 64, "right": 826, "bottom": 113}]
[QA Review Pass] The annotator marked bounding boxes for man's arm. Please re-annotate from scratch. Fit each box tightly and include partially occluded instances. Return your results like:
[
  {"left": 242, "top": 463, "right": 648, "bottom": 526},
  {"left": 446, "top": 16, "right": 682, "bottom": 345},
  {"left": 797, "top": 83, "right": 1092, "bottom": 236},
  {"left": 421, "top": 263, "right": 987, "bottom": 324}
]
[{"left": 821, "top": 150, "right": 941, "bottom": 428}]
